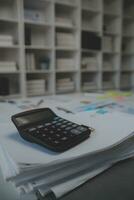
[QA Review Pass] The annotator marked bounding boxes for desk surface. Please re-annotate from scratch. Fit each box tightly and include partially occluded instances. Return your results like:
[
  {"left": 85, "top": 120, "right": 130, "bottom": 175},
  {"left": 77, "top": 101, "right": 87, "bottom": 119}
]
[{"left": 60, "top": 158, "right": 134, "bottom": 200}]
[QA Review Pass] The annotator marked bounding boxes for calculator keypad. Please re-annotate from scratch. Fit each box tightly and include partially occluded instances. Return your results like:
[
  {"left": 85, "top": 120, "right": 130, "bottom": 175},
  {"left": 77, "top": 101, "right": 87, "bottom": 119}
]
[{"left": 23, "top": 116, "right": 90, "bottom": 152}]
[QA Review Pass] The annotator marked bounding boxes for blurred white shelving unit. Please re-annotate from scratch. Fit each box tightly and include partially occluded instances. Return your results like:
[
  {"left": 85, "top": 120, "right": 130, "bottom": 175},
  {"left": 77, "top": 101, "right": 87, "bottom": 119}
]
[
  {"left": 121, "top": 0, "right": 134, "bottom": 90},
  {"left": 0, "top": 0, "right": 134, "bottom": 97}
]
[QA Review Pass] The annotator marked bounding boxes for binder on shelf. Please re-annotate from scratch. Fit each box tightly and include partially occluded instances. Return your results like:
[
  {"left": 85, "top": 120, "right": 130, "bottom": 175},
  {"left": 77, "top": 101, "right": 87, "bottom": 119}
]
[
  {"left": 81, "top": 31, "right": 102, "bottom": 50},
  {"left": 81, "top": 57, "right": 98, "bottom": 70},
  {"left": 25, "top": 27, "right": 31, "bottom": 46},
  {"left": 56, "top": 78, "right": 75, "bottom": 92},
  {"left": 27, "top": 79, "right": 46, "bottom": 95},
  {"left": 0, "top": 77, "right": 10, "bottom": 95}
]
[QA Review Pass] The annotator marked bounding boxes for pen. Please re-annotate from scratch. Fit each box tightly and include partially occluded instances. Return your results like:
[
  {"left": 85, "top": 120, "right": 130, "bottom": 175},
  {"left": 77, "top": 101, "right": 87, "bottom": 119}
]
[
  {"left": 36, "top": 99, "right": 44, "bottom": 107},
  {"left": 56, "top": 107, "right": 74, "bottom": 114},
  {"left": 96, "top": 103, "right": 115, "bottom": 109}
]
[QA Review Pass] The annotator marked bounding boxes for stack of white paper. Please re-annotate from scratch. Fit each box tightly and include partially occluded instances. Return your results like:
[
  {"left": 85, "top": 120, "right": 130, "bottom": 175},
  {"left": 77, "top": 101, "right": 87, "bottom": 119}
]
[
  {"left": 56, "top": 33, "right": 75, "bottom": 47},
  {"left": 56, "top": 58, "right": 74, "bottom": 70},
  {"left": 82, "top": 82, "right": 97, "bottom": 91},
  {"left": 0, "top": 35, "right": 13, "bottom": 46},
  {"left": 56, "top": 78, "right": 75, "bottom": 92},
  {"left": 27, "top": 79, "right": 46, "bottom": 96},
  {"left": 0, "top": 61, "right": 17, "bottom": 72},
  {"left": 81, "top": 57, "right": 98, "bottom": 70},
  {"left": 0, "top": 105, "right": 134, "bottom": 199}
]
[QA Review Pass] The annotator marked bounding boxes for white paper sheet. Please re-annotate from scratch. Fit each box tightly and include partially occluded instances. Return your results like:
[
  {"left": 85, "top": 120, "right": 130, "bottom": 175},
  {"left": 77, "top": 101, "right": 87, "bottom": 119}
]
[{"left": 13, "top": 133, "right": 134, "bottom": 194}]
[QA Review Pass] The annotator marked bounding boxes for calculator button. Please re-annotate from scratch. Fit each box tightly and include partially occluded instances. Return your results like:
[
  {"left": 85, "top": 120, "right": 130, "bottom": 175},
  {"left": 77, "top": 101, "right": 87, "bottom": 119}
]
[
  {"left": 61, "top": 137, "right": 68, "bottom": 141},
  {"left": 42, "top": 134, "right": 47, "bottom": 137},
  {"left": 62, "top": 120, "right": 68, "bottom": 124},
  {"left": 58, "top": 118, "right": 63, "bottom": 122},
  {"left": 36, "top": 130, "right": 40, "bottom": 134},
  {"left": 53, "top": 117, "right": 58, "bottom": 119},
  {"left": 52, "top": 121, "right": 57, "bottom": 124},
  {"left": 72, "top": 124, "right": 78, "bottom": 128},
  {"left": 76, "top": 127, "right": 88, "bottom": 132},
  {"left": 63, "top": 131, "right": 68, "bottom": 134},
  {"left": 70, "top": 129, "right": 81, "bottom": 135},
  {"left": 29, "top": 128, "right": 36, "bottom": 132},
  {"left": 44, "top": 128, "right": 49, "bottom": 131},
  {"left": 68, "top": 122, "right": 73, "bottom": 126},
  {"left": 37, "top": 125, "right": 44, "bottom": 129},
  {"left": 55, "top": 134, "right": 60, "bottom": 137},
  {"left": 57, "top": 128, "right": 62, "bottom": 131},
  {"left": 54, "top": 140, "right": 60, "bottom": 144},
  {"left": 65, "top": 127, "right": 72, "bottom": 131},
  {"left": 44, "top": 123, "right": 51, "bottom": 126},
  {"left": 50, "top": 130, "right": 54, "bottom": 134},
  {"left": 60, "top": 125, "right": 66, "bottom": 128},
  {"left": 56, "top": 123, "right": 62, "bottom": 126}
]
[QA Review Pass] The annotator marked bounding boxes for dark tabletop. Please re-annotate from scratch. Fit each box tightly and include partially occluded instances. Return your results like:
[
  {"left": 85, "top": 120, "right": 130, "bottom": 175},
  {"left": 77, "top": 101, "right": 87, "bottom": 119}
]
[{"left": 59, "top": 158, "right": 134, "bottom": 200}]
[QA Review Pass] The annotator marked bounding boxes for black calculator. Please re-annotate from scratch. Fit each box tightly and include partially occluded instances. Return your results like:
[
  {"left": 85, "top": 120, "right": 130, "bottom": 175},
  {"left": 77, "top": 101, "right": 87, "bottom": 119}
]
[{"left": 12, "top": 108, "right": 93, "bottom": 152}]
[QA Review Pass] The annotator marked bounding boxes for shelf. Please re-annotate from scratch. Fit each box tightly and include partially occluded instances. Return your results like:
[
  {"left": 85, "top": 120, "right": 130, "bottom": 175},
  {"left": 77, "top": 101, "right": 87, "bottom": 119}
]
[
  {"left": 0, "top": 18, "right": 18, "bottom": 24},
  {"left": 102, "top": 69, "right": 117, "bottom": 73},
  {"left": 0, "top": 71, "right": 20, "bottom": 74},
  {"left": 123, "top": 16, "right": 134, "bottom": 21},
  {"left": 55, "top": 1, "right": 77, "bottom": 8},
  {"left": 55, "top": 23, "right": 77, "bottom": 30},
  {"left": 25, "top": 45, "right": 52, "bottom": 50},
  {"left": 24, "top": 20, "right": 52, "bottom": 27},
  {"left": 82, "top": 10, "right": 102, "bottom": 33},
  {"left": 0, "top": 45, "right": 19, "bottom": 49},
  {"left": 82, "top": 7, "right": 101, "bottom": 14},
  {"left": 26, "top": 70, "right": 51, "bottom": 74},
  {"left": 103, "top": 51, "right": 120, "bottom": 55},
  {"left": 104, "top": 0, "right": 122, "bottom": 18},
  {"left": 27, "top": 91, "right": 51, "bottom": 97},
  {"left": 56, "top": 47, "right": 78, "bottom": 51},
  {"left": 56, "top": 69, "right": 77, "bottom": 73},
  {"left": 122, "top": 34, "right": 134, "bottom": 38},
  {"left": 81, "top": 49, "right": 100, "bottom": 54},
  {"left": 104, "top": 32, "right": 120, "bottom": 36},
  {"left": 0, "top": 0, "right": 18, "bottom": 20},
  {"left": 82, "top": 0, "right": 102, "bottom": 13},
  {"left": 24, "top": 0, "right": 52, "bottom": 10},
  {"left": 121, "top": 69, "right": 133, "bottom": 72},
  {"left": 81, "top": 69, "right": 98, "bottom": 73},
  {"left": 81, "top": 27, "right": 101, "bottom": 34},
  {"left": 0, "top": 93, "right": 21, "bottom": 99},
  {"left": 104, "top": 12, "right": 121, "bottom": 18}
]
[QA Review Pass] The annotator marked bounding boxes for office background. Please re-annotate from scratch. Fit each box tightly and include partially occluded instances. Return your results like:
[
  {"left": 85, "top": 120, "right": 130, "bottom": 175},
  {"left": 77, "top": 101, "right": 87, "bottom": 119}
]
[
  {"left": 1, "top": 1, "right": 134, "bottom": 199},
  {"left": 0, "top": 0, "right": 134, "bottom": 98}
]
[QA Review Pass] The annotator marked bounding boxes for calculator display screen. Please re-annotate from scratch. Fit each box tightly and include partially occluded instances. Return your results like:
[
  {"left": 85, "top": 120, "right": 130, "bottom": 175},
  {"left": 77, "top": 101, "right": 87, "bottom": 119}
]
[{"left": 15, "top": 109, "right": 55, "bottom": 126}]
